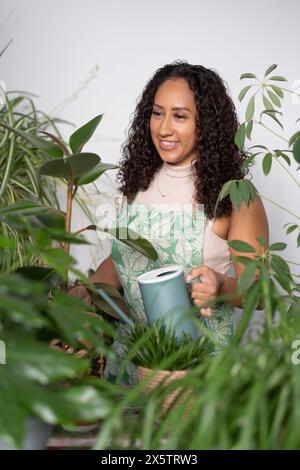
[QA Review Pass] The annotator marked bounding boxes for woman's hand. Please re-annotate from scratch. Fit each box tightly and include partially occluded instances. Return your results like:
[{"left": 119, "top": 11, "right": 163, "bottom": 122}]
[{"left": 186, "top": 265, "right": 224, "bottom": 317}]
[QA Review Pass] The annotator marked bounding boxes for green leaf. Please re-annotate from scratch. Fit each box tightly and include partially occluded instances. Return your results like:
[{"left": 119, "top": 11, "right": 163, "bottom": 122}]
[
  {"left": 228, "top": 240, "right": 256, "bottom": 253},
  {"left": 264, "top": 64, "right": 278, "bottom": 77},
  {"left": 263, "top": 94, "right": 274, "bottom": 111},
  {"left": 237, "top": 260, "right": 258, "bottom": 294},
  {"left": 0, "top": 234, "right": 16, "bottom": 249},
  {"left": 267, "top": 89, "right": 281, "bottom": 107},
  {"left": 270, "top": 85, "right": 284, "bottom": 98},
  {"left": 15, "top": 266, "right": 62, "bottom": 289},
  {"left": 233, "top": 256, "right": 254, "bottom": 266},
  {"left": 240, "top": 73, "right": 258, "bottom": 79},
  {"left": 249, "top": 145, "right": 268, "bottom": 151},
  {"left": 289, "top": 131, "right": 300, "bottom": 147},
  {"left": 104, "top": 226, "right": 158, "bottom": 261},
  {"left": 262, "top": 152, "right": 272, "bottom": 176},
  {"left": 238, "top": 85, "right": 252, "bottom": 102},
  {"left": 245, "top": 96, "right": 255, "bottom": 122},
  {"left": 39, "top": 153, "right": 100, "bottom": 179},
  {"left": 276, "top": 151, "right": 291, "bottom": 166},
  {"left": 244, "top": 180, "right": 257, "bottom": 202},
  {"left": 238, "top": 180, "right": 250, "bottom": 207},
  {"left": 268, "top": 75, "right": 287, "bottom": 82},
  {"left": 245, "top": 120, "right": 253, "bottom": 140},
  {"left": 0, "top": 200, "right": 48, "bottom": 217},
  {"left": 229, "top": 181, "right": 242, "bottom": 211},
  {"left": 231, "top": 281, "right": 260, "bottom": 347},
  {"left": 0, "top": 122, "right": 63, "bottom": 158},
  {"left": 69, "top": 114, "right": 103, "bottom": 154},
  {"left": 286, "top": 224, "right": 298, "bottom": 234},
  {"left": 6, "top": 335, "right": 90, "bottom": 384},
  {"left": 262, "top": 110, "right": 283, "bottom": 130},
  {"left": 76, "top": 162, "right": 118, "bottom": 186},
  {"left": 256, "top": 236, "right": 268, "bottom": 248},
  {"left": 235, "top": 122, "right": 246, "bottom": 150},
  {"left": 269, "top": 242, "right": 287, "bottom": 251},
  {"left": 213, "top": 180, "right": 232, "bottom": 215},
  {"left": 293, "top": 137, "right": 300, "bottom": 163},
  {"left": 270, "top": 253, "right": 291, "bottom": 276}
]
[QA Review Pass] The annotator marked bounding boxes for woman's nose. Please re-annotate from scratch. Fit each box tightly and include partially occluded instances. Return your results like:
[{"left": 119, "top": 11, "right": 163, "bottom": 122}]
[{"left": 158, "top": 116, "right": 174, "bottom": 136}]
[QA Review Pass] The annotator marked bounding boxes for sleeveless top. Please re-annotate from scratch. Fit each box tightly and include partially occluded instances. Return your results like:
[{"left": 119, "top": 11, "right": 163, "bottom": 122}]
[{"left": 105, "top": 160, "right": 234, "bottom": 384}]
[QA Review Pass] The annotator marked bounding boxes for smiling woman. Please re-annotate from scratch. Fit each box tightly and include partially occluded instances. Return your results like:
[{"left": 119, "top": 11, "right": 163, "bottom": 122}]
[{"left": 70, "top": 61, "right": 269, "bottom": 385}]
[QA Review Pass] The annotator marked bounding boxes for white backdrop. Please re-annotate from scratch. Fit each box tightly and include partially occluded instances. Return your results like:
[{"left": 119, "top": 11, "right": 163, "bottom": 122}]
[{"left": 1, "top": 0, "right": 300, "bottom": 333}]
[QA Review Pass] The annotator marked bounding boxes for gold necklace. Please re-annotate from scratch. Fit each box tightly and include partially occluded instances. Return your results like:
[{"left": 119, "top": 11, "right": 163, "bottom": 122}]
[{"left": 156, "top": 170, "right": 191, "bottom": 198}]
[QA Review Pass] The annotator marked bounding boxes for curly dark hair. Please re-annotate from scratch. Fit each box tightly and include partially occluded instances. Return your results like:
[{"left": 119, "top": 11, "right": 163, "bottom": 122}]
[{"left": 116, "top": 60, "right": 248, "bottom": 219}]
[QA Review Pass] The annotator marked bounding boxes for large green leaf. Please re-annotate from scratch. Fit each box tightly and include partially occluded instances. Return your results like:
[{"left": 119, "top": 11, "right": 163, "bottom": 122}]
[
  {"left": 0, "top": 122, "right": 63, "bottom": 158},
  {"left": 0, "top": 200, "right": 48, "bottom": 217},
  {"left": 262, "top": 152, "right": 273, "bottom": 176},
  {"left": 240, "top": 73, "right": 258, "bottom": 79},
  {"left": 264, "top": 64, "right": 278, "bottom": 77},
  {"left": 228, "top": 240, "right": 256, "bottom": 253},
  {"left": 237, "top": 260, "right": 258, "bottom": 294},
  {"left": 104, "top": 227, "right": 158, "bottom": 261},
  {"left": 245, "top": 96, "right": 255, "bottom": 122},
  {"left": 15, "top": 266, "right": 62, "bottom": 289},
  {"left": 69, "top": 114, "right": 103, "bottom": 154},
  {"left": 234, "top": 123, "right": 246, "bottom": 150},
  {"left": 76, "top": 162, "right": 118, "bottom": 186},
  {"left": 39, "top": 153, "right": 100, "bottom": 179},
  {"left": 232, "top": 281, "right": 260, "bottom": 347},
  {"left": 229, "top": 181, "right": 242, "bottom": 211},
  {"left": 6, "top": 335, "right": 90, "bottom": 384},
  {"left": 238, "top": 85, "right": 252, "bottom": 102},
  {"left": 293, "top": 137, "right": 300, "bottom": 163}
]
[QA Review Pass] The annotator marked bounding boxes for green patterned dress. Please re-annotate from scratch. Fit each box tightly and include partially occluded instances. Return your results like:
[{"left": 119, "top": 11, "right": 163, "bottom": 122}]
[{"left": 105, "top": 198, "right": 234, "bottom": 384}]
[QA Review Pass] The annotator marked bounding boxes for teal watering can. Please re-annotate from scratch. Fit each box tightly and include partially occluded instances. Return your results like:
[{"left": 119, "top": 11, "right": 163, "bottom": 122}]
[{"left": 137, "top": 265, "right": 198, "bottom": 340}]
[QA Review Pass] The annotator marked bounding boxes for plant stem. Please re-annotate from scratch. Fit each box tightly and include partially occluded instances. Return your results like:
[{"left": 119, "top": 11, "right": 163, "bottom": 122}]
[
  {"left": 274, "top": 155, "right": 300, "bottom": 189},
  {"left": 258, "top": 193, "right": 300, "bottom": 221},
  {"left": 256, "top": 121, "right": 289, "bottom": 143}
]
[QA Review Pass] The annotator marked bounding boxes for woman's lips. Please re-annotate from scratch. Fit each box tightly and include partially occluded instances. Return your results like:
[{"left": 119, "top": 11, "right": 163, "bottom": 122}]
[{"left": 159, "top": 140, "right": 180, "bottom": 151}]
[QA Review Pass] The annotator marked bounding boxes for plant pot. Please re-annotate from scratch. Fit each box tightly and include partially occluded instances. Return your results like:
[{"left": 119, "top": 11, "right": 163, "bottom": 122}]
[
  {"left": 0, "top": 417, "right": 52, "bottom": 450},
  {"left": 137, "top": 366, "right": 191, "bottom": 413}
]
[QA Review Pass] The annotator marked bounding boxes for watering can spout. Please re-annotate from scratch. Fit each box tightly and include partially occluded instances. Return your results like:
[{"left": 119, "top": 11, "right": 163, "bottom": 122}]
[{"left": 96, "top": 288, "right": 134, "bottom": 328}]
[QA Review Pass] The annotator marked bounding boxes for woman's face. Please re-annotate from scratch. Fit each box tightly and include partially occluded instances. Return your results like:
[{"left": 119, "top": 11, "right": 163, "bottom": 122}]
[{"left": 150, "top": 78, "right": 198, "bottom": 166}]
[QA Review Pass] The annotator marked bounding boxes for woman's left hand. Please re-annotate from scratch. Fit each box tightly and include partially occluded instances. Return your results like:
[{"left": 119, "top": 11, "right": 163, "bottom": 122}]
[{"left": 186, "top": 265, "right": 224, "bottom": 317}]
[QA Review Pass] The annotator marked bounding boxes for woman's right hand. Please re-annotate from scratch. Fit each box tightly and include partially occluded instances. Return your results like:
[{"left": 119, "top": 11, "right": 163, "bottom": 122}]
[{"left": 68, "top": 284, "right": 93, "bottom": 305}]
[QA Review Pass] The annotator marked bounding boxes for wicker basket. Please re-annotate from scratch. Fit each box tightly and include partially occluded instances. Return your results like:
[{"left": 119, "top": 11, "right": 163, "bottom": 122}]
[{"left": 137, "top": 366, "right": 191, "bottom": 413}]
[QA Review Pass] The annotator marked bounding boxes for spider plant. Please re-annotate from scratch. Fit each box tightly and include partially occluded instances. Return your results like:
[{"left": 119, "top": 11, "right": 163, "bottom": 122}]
[{"left": 121, "top": 320, "right": 212, "bottom": 371}]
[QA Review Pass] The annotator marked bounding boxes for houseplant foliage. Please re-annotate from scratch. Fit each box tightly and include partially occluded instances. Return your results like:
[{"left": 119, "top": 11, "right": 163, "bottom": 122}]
[
  {"left": 0, "top": 109, "right": 159, "bottom": 447},
  {"left": 0, "top": 227, "right": 116, "bottom": 449},
  {"left": 90, "top": 65, "right": 300, "bottom": 450},
  {"left": 0, "top": 85, "right": 71, "bottom": 270}
]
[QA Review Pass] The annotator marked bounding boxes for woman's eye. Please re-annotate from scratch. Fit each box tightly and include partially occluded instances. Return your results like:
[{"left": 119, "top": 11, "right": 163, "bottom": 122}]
[
  {"left": 152, "top": 110, "right": 162, "bottom": 117},
  {"left": 175, "top": 114, "right": 186, "bottom": 120}
]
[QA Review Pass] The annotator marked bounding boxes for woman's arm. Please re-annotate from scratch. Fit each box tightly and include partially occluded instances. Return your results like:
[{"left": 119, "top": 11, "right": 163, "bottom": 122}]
[
  {"left": 218, "top": 194, "right": 269, "bottom": 308},
  {"left": 187, "top": 194, "right": 269, "bottom": 312}
]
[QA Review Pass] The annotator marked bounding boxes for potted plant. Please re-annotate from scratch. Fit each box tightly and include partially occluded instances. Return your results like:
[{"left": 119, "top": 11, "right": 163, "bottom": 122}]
[{"left": 120, "top": 320, "right": 213, "bottom": 413}]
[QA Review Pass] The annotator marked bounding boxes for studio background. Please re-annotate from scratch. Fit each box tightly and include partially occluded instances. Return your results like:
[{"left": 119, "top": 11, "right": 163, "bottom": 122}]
[{"left": 1, "top": 0, "right": 299, "bottom": 335}]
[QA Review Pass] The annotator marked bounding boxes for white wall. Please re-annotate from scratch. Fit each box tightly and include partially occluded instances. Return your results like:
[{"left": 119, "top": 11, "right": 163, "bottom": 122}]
[{"left": 1, "top": 1, "right": 299, "bottom": 330}]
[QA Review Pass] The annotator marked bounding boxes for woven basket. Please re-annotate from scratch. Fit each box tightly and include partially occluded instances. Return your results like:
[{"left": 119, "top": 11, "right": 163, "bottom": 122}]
[{"left": 137, "top": 366, "right": 191, "bottom": 413}]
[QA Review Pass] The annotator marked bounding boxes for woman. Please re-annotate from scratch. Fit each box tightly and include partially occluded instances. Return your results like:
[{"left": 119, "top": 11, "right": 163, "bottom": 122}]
[{"left": 71, "top": 61, "right": 269, "bottom": 384}]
